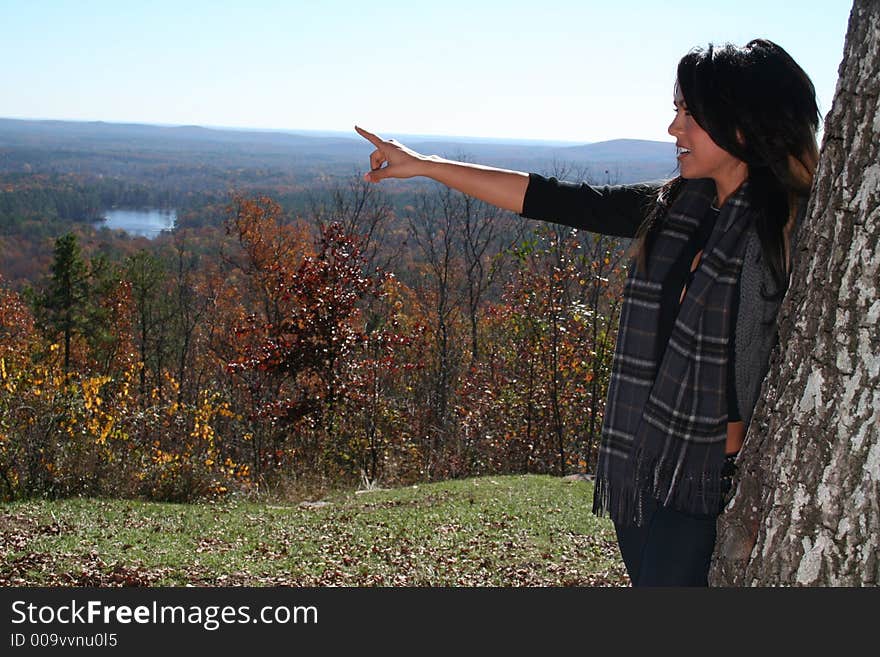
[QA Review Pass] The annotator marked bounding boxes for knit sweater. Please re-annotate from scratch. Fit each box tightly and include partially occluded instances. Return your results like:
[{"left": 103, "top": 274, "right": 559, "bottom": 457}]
[{"left": 520, "top": 173, "right": 795, "bottom": 428}]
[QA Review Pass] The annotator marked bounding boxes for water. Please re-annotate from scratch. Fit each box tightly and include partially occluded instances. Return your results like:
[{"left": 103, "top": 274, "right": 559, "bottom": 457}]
[{"left": 101, "top": 208, "right": 176, "bottom": 238}]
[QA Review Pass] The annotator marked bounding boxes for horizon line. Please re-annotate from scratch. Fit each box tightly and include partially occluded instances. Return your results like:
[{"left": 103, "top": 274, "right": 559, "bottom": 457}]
[{"left": 0, "top": 115, "right": 676, "bottom": 148}]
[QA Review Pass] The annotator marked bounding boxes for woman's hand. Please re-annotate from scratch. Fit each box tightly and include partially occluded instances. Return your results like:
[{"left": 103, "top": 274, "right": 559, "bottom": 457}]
[
  {"left": 354, "top": 125, "right": 530, "bottom": 213},
  {"left": 356, "top": 126, "right": 428, "bottom": 183}
]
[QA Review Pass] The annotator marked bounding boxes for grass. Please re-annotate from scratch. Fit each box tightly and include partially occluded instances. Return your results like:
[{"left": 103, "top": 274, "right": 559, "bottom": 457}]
[{"left": 0, "top": 474, "right": 628, "bottom": 586}]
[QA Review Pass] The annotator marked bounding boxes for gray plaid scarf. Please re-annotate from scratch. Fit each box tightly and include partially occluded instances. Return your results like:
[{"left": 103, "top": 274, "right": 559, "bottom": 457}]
[{"left": 592, "top": 178, "right": 753, "bottom": 526}]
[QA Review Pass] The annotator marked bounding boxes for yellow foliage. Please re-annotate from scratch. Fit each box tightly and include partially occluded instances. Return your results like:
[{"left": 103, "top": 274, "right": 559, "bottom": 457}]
[
  {"left": 97, "top": 417, "right": 114, "bottom": 445},
  {"left": 0, "top": 313, "right": 244, "bottom": 500}
]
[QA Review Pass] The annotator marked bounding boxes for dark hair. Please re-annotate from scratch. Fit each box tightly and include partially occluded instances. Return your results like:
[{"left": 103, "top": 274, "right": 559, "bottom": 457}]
[{"left": 635, "top": 39, "right": 820, "bottom": 295}]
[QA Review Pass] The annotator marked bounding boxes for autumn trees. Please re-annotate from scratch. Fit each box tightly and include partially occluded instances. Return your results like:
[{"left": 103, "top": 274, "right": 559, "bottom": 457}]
[{"left": 0, "top": 172, "right": 626, "bottom": 502}]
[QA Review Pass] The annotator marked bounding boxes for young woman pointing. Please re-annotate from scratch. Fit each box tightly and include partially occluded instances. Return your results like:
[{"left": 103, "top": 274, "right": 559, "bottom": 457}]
[{"left": 356, "top": 38, "right": 819, "bottom": 586}]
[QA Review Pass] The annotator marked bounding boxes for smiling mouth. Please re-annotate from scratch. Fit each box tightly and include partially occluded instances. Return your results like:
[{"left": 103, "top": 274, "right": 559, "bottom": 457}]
[{"left": 677, "top": 146, "right": 691, "bottom": 157}]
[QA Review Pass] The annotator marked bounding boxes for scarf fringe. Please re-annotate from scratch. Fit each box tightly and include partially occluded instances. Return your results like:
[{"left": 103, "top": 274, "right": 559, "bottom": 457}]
[
  {"left": 592, "top": 474, "right": 645, "bottom": 527},
  {"left": 632, "top": 442, "right": 725, "bottom": 519},
  {"left": 592, "top": 443, "right": 726, "bottom": 528}
]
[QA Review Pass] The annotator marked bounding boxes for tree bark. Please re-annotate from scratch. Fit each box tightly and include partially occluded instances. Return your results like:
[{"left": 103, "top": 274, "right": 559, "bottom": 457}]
[{"left": 710, "top": 0, "right": 880, "bottom": 585}]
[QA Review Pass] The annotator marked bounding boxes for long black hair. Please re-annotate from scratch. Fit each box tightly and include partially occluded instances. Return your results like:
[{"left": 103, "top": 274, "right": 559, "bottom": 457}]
[{"left": 635, "top": 39, "right": 820, "bottom": 296}]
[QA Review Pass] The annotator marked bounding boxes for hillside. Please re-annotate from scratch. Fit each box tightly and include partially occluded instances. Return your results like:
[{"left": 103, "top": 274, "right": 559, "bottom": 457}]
[{"left": 0, "top": 475, "right": 627, "bottom": 587}]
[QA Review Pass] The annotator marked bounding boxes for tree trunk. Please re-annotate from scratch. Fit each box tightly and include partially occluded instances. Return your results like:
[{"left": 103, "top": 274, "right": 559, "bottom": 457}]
[{"left": 710, "top": 0, "right": 879, "bottom": 585}]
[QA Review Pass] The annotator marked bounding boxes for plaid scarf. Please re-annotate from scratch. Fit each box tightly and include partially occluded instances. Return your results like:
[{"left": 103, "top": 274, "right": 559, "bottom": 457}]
[{"left": 592, "top": 178, "right": 753, "bottom": 526}]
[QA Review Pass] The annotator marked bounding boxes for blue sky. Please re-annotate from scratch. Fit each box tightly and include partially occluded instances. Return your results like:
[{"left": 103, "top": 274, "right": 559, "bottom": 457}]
[{"left": 0, "top": 0, "right": 853, "bottom": 143}]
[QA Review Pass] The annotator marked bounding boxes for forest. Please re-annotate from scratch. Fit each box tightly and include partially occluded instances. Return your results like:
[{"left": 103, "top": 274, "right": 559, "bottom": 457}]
[{"left": 0, "top": 118, "right": 662, "bottom": 502}]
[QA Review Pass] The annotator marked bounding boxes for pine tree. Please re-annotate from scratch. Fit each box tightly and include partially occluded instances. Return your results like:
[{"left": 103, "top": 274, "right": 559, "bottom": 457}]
[{"left": 36, "top": 232, "right": 90, "bottom": 372}]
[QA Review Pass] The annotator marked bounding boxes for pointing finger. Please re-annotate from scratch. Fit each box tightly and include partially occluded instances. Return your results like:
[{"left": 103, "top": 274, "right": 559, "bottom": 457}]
[{"left": 355, "top": 125, "right": 385, "bottom": 148}]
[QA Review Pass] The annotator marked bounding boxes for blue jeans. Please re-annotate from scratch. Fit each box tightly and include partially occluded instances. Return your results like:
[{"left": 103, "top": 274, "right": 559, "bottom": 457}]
[
  {"left": 613, "top": 454, "right": 736, "bottom": 586},
  {"left": 614, "top": 496, "right": 719, "bottom": 586}
]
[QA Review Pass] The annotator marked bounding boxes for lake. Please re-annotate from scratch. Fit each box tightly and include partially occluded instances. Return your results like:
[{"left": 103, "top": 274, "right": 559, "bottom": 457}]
[{"left": 101, "top": 208, "right": 177, "bottom": 239}]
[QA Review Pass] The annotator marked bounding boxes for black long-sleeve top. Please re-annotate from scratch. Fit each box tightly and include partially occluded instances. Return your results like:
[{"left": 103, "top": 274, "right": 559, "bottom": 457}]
[{"left": 520, "top": 173, "right": 741, "bottom": 421}]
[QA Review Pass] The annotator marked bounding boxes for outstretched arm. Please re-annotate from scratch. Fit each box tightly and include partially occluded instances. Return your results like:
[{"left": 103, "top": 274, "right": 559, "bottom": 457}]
[{"left": 355, "top": 126, "right": 529, "bottom": 214}]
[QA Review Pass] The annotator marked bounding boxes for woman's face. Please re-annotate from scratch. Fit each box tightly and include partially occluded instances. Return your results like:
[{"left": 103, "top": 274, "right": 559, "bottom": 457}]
[{"left": 668, "top": 89, "right": 747, "bottom": 197}]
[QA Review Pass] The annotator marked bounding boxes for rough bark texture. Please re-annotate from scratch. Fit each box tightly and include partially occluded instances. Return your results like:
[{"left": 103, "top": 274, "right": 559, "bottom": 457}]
[{"left": 710, "top": 0, "right": 880, "bottom": 586}]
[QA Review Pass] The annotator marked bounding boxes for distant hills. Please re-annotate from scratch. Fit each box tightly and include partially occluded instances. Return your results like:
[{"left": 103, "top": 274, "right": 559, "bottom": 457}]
[
  {"left": 0, "top": 118, "right": 677, "bottom": 184},
  {"left": 558, "top": 139, "right": 676, "bottom": 161}
]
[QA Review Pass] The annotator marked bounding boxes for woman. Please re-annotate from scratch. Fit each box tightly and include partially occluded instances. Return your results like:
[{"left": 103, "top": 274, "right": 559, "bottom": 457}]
[{"left": 356, "top": 38, "right": 819, "bottom": 586}]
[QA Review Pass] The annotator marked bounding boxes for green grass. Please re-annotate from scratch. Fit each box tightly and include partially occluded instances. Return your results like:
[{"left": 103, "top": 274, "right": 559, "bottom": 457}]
[{"left": 0, "top": 474, "right": 628, "bottom": 586}]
